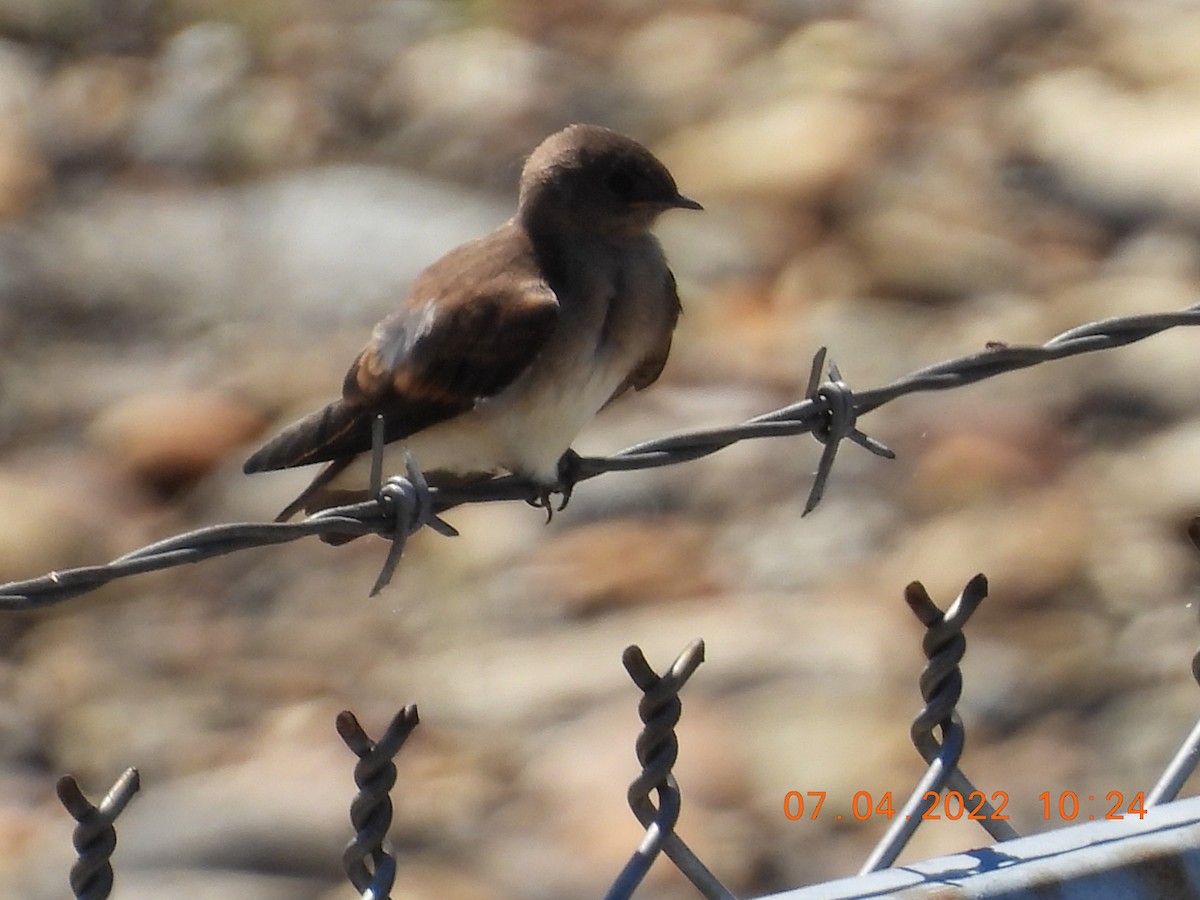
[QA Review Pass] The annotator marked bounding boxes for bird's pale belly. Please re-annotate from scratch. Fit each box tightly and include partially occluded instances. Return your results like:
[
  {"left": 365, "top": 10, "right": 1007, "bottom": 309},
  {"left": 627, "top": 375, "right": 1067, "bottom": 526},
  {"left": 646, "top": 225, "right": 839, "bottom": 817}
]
[{"left": 327, "top": 348, "right": 628, "bottom": 492}]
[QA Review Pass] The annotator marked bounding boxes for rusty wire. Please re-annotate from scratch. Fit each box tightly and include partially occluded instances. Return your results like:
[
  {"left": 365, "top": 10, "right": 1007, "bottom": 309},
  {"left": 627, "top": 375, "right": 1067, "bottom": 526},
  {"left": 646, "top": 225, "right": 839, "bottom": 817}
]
[{"left": 1, "top": 304, "right": 1197, "bottom": 607}]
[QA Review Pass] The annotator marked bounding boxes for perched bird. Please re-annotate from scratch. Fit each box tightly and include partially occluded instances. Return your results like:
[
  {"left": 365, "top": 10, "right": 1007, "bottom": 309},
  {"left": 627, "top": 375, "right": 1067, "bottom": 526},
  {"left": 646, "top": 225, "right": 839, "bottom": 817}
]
[{"left": 243, "top": 124, "right": 701, "bottom": 530}]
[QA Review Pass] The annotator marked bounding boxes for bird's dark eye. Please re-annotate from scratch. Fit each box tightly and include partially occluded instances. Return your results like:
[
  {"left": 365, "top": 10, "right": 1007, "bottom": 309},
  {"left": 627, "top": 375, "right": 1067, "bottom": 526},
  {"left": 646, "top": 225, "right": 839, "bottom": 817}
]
[{"left": 605, "top": 169, "right": 636, "bottom": 198}]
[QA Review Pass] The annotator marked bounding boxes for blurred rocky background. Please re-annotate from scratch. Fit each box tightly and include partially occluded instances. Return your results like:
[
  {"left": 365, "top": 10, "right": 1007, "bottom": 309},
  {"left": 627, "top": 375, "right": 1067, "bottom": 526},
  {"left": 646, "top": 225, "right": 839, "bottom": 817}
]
[{"left": 3, "top": 0, "right": 1200, "bottom": 897}]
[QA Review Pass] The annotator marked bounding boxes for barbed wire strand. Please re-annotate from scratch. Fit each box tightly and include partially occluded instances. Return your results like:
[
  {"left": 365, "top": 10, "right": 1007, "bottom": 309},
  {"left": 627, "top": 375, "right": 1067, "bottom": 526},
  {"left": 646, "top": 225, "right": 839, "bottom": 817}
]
[
  {"left": 337, "top": 706, "right": 419, "bottom": 900},
  {"left": 57, "top": 768, "right": 140, "bottom": 900},
  {"left": 860, "top": 575, "right": 1017, "bottom": 875},
  {"left": 2, "top": 305, "right": 1199, "bottom": 609},
  {"left": 606, "top": 639, "right": 737, "bottom": 900}
]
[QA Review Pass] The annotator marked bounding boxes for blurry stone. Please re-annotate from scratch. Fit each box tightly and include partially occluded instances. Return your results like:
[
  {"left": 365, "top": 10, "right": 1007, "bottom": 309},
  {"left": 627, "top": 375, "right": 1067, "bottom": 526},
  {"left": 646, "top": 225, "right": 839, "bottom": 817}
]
[
  {"left": 0, "top": 0, "right": 98, "bottom": 43},
  {"left": 967, "top": 608, "right": 1120, "bottom": 725},
  {"left": 101, "top": 871, "right": 325, "bottom": 900},
  {"left": 0, "top": 111, "right": 47, "bottom": 218},
  {"left": 32, "top": 55, "right": 146, "bottom": 166},
  {"left": 129, "top": 21, "right": 252, "bottom": 169},
  {"left": 674, "top": 278, "right": 810, "bottom": 385},
  {"left": 865, "top": 0, "right": 1049, "bottom": 62},
  {"left": 845, "top": 120, "right": 1027, "bottom": 300},
  {"left": 523, "top": 518, "right": 718, "bottom": 617},
  {"left": 1096, "top": 4, "right": 1200, "bottom": 90},
  {"left": 373, "top": 27, "right": 570, "bottom": 181},
  {"left": 659, "top": 94, "right": 886, "bottom": 201},
  {"left": 1101, "top": 227, "right": 1200, "bottom": 281},
  {"left": 87, "top": 389, "right": 265, "bottom": 492},
  {"left": 1080, "top": 421, "right": 1200, "bottom": 611},
  {"left": 0, "top": 465, "right": 110, "bottom": 584},
  {"left": 1111, "top": 605, "right": 1198, "bottom": 683},
  {"left": 1007, "top": 66, "right": 1200, "bottom": 222},
  {"left": 881, "top": 486, "right": 1089, "bottom": 608},
  {"left": 221, "top": 75, "right": 326, "bottom": 171},
  {"left": 93, "top": 701, "right": 348, "bottom": 871},
  {"left": 0, "top": 40, "right": 48, "bottom": 219},
  {"left": 12, "top": 165, "right": 508, "bottom": 332},
  {"left": 615, "top": 12, "right": 767, "bottom": 121},
  {"left": 904, "top": 419, "right": 1068, "bottom": 514},
  {"left": 735, "top": 18, "right": 892, "bottom": 104}
]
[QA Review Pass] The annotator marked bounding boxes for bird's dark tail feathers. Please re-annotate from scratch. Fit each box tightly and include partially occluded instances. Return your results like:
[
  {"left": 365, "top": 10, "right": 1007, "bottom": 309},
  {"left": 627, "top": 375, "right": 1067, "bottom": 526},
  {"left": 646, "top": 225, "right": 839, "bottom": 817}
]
[{"left": 243, "top": 399, "right": 363, "bottom": 474}]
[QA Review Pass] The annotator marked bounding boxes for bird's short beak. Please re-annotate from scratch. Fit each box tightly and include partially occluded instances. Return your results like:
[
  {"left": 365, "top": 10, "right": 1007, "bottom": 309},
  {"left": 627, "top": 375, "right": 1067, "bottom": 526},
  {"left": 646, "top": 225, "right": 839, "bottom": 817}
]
[{"left": 671, "top": 193, "right": 704, "bottom": 211}]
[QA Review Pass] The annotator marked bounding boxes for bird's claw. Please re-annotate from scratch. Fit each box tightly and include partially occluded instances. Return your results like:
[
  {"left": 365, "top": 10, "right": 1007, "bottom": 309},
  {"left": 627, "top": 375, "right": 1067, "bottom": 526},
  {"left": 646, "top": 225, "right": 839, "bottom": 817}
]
[{"left": 525, "top": 449, "right": 582, "bottom": 523}]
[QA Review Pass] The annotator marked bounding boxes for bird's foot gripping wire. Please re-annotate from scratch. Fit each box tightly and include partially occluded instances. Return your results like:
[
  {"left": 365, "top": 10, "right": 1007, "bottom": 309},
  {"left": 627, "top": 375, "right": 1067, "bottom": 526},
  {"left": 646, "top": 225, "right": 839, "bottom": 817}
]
[{"left": 526, "top": 449, "right": 583, "bottom": 522}]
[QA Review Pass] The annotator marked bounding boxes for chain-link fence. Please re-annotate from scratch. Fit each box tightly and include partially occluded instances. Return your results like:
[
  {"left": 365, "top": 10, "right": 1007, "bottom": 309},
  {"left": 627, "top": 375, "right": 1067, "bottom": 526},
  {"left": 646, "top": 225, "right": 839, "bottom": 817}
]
[{"left": 5, "top": 305, "right": 1200, "bottom": 899}]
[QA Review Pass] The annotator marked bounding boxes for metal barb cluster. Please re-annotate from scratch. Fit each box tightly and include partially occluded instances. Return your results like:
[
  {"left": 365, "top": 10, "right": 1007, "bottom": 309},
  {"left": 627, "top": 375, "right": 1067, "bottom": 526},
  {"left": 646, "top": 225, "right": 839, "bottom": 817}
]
[
  {"left": 0, "top": 304, "right": 1198, "bottom": 605},
  {"left": 336, "top": 706, "right": 419, "bottom": 899},
  {"left": 57, "top": 768, "right": 140, "bottom": 900},
  {"left": 801, "top": 348, "right": 895, "bottom": 516},
  {"left": 607, "top": 639, "right": 737, "bottom": 900}
]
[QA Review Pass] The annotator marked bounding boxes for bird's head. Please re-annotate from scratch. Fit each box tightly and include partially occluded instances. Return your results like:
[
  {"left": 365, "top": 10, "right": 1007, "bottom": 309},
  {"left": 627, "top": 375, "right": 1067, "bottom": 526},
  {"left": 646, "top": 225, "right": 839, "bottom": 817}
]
[{"left": 517, "top": 124, "right": 702, "bottom": 239}]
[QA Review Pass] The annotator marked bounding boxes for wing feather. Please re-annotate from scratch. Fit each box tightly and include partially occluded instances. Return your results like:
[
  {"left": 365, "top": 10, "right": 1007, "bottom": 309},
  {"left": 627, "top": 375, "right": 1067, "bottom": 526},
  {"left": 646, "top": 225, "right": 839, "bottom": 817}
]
[{"left": 244, "top": 226, "right": 559, "bottom": 472}]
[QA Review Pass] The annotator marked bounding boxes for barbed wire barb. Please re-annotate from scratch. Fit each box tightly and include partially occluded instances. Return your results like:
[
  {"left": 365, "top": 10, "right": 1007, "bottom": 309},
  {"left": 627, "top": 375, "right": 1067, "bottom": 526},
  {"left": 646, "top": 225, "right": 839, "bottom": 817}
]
[
  {"left": 57, "top": 768, "right": 141, "bottom": 900},
  {"left": 1, "top": 305, "right": 1199, "bottom": 607},
  {"left": 802, "top": 351, "right": 894, "bottom": 516}
]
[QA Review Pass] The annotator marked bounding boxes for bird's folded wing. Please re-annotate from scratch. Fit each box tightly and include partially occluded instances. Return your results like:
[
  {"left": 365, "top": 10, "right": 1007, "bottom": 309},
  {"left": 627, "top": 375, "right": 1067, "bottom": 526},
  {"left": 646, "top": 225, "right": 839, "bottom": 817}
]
[{"left": 244, "top": 256, "right": 560, "bottom": 473}]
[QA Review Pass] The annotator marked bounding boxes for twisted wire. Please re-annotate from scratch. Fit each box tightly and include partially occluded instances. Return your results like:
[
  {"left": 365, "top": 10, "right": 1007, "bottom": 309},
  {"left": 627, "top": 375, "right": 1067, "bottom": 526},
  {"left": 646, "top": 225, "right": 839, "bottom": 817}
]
[
  {"left": 56, "top": 769, "right": 140, "bottom": 900},
  {"left": 336, "top": 706, "right": 419, "bottom": 899},
  {"left": 606, "top": 640, "right": 737, "bottom": 900},
  {"left": 1, "top": 304, "right": 1197, "bottom": 605},
  {"left": 861, "top": 577, "right": 1016, "bottom": 873}
]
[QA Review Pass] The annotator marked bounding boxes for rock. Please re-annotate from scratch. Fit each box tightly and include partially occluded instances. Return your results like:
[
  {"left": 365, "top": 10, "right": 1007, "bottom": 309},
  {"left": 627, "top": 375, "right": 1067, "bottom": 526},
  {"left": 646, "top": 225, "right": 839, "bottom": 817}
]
[
  {"left": 865, "top": 0, "right": 1050, "bottom": 62},
  {"left": 0, "top": 40, "right": 48, "bottom": 219},
  {"left": 658, "top": 93, "right": 887, "bottom": 201},
  {"left": 0, "top": 0, "right": 98, "bottom": 43},
  {"left": 32, "top": 55, "right": 146, "bottom": 166},
  {"left": 372, "top": 27, "right": 583, "bottom": 184},
  {"left": 844, "top": 113, "right": 1029, "bottom": 300},
  {"left": 879, "top": 485, "right": 1089, "bottom": 607},
  {"left": 615, "top": 12, "right": 768, "bottom": 123},
  {"left": 11, "top": 166, "right": 508, "bottom": 332},
  {"left": 0, "top": 461, "right": 120, "bottom": 585},
  {"left": 1007, "top": 66, "right": 1200, "bottom": 222},
  {"left": 87, "top": 390, "right": 265, "bottom": 492},
  {"left": 129, "top": 21, "right": 252, "bottom": 169},
  {"left": 1095, "top": 3, "right": 1200, "bottom": 90},
  {"left": 903, "top": 418, "right": 1069, "bottom": 513},
  {"left": 522, "top": 518, "right": 718, "bottom": 617}
]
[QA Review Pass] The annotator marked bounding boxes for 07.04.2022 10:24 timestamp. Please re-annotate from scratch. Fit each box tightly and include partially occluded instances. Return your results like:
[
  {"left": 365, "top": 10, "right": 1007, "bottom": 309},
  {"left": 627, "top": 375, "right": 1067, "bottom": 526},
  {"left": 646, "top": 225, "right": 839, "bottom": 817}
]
[{"left": 782, "top": 790, "right": 1150, "bottom": 822}]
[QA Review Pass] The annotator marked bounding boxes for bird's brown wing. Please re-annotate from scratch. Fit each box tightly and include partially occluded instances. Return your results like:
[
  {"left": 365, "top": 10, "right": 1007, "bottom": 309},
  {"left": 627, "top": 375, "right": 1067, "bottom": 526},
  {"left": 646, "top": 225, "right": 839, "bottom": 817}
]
[
  {"left": 243, "top": 232, "right": 560, "bottom": 473},
  {"left": 603, "top": 269, "right": 682, "bottom": 408}
]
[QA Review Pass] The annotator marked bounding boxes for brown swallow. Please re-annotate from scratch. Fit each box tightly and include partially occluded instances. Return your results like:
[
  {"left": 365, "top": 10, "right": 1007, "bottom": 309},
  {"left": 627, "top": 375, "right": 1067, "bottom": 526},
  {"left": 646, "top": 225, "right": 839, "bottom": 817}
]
[{"left": 243, "top": 124, "right": 701, "bottom": 532}]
